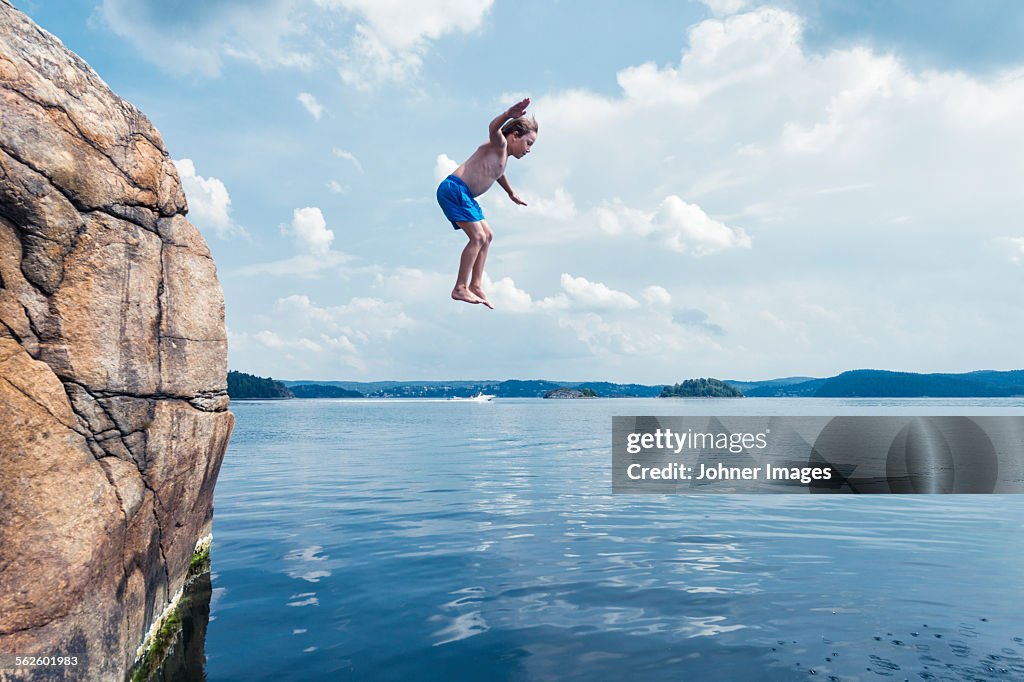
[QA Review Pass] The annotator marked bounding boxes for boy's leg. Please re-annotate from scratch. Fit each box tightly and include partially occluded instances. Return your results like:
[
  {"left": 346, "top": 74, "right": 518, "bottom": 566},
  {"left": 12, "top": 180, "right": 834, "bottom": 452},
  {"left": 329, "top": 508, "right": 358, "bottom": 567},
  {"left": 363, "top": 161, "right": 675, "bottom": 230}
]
[
  {"left": 468, "top": 220, "right": 493, "bottom": 305},
  {"left": 452, "top": 221, "right": 489, "bottom": 307}
]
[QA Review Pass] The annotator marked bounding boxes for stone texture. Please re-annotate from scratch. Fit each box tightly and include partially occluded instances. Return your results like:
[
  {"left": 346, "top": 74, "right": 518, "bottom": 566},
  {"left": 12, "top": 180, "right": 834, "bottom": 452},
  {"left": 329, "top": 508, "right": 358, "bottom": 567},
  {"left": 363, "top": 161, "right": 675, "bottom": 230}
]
[
  {"left": 0, "top": 2, "right": 233, "bottom": 680},
  {"left": 42, "top": 212, "right": 164, "bottom": 395}
]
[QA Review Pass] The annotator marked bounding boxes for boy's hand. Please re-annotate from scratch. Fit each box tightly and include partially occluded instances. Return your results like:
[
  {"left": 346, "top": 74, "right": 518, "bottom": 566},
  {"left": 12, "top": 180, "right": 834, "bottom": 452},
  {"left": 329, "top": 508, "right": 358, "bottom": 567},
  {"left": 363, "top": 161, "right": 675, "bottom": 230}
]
[
  {"left": 507, "top": 97, "right": 530, "bottom": 119},
  {"left": 509, "top": 192, "right": 527, "bottom": 206}
]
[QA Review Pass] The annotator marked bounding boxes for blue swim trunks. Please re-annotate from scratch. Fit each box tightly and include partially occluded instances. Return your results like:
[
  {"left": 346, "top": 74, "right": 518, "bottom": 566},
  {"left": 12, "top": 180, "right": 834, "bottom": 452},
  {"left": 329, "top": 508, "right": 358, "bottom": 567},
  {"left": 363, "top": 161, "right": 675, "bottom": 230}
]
[{"left": 436, "top": 174, "right": 484, "bottom": 230}]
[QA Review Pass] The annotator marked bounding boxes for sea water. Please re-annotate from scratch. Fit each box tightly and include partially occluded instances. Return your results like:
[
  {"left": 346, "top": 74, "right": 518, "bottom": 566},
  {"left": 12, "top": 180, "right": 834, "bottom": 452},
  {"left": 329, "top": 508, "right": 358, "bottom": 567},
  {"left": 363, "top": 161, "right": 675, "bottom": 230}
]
[{"left": 203, "top": 398, "right": 1024, "bottom": 680}]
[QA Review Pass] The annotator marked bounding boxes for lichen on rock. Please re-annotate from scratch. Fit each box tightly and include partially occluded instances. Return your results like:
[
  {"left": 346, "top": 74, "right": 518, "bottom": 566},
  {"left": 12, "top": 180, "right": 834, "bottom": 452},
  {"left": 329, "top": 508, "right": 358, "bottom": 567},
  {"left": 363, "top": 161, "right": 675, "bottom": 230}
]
[{"left": 0, "top": 2, "right": 233, "bottom": 680}]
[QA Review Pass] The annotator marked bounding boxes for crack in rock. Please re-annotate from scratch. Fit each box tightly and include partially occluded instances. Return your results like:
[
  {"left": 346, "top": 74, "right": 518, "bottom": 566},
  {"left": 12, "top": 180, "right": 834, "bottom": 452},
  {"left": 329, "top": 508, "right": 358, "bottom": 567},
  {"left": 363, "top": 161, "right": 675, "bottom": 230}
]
[{"left": 1, "top": 5, "right": 232, "bottom": 678}]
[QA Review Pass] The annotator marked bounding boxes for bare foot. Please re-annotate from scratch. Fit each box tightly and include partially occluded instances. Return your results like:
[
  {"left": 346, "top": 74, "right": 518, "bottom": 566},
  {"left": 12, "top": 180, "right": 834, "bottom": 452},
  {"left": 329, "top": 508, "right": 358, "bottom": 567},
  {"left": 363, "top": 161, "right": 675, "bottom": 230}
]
[
  {"left": 451, "top": 286, "right": 483, "bottom": 305},
  {"left": 469, "top": 287, "right": 494, "bottom": 310}
]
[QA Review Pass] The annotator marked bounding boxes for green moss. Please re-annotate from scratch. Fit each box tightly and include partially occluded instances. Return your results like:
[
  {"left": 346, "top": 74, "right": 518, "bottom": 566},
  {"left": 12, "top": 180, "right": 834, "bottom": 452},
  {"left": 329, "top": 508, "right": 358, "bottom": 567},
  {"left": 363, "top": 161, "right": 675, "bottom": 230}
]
[
  {"left": 131, "top": 606, "right": 183, "bottom": 682},
  {"left": 130, "top": 541, "right": 211, "bottom": 681},
  {"left": 187, "top": 543, "right": 210, "bottom": 580}
]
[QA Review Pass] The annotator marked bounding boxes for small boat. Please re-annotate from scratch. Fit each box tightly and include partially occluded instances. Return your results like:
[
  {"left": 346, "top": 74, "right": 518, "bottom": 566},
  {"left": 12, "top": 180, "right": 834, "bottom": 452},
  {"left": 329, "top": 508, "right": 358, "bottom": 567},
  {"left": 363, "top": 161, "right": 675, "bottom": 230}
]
[{"left": 449, "top": 393, "right": 496, "bottom": 402}]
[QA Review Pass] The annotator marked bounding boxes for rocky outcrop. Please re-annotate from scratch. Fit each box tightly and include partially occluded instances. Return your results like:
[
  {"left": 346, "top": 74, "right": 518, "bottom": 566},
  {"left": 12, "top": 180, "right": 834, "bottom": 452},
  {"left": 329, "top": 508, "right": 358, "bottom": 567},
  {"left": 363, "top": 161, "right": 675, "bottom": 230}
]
[
  {"left": 0, "top": 2, "right": 233, "bottom": 680},
  {"left": 542, "top": 387, "right": 598, "bottom": 399}
]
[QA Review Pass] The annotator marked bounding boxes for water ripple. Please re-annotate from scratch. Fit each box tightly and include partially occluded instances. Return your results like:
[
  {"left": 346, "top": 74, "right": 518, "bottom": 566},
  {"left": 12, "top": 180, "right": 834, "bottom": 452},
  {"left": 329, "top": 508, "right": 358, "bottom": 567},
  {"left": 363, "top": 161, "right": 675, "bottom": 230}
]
[{"left": 206, "top": 399, "right": 1024, "bottom": 681}]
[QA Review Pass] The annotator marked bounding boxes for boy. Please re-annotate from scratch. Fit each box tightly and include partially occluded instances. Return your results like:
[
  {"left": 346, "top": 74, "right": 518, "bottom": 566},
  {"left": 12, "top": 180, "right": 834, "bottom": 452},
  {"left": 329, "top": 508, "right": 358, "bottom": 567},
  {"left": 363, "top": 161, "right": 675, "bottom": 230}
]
[{"left": 436, "top": 97, "right": 538, "bottom": 309}]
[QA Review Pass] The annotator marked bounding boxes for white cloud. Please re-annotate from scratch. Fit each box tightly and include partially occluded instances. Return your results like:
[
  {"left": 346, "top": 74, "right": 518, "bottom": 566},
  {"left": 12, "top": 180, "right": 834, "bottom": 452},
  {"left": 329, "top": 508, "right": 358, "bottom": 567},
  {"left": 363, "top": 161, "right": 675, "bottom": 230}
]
[
  {"left": 297, "top": 92, "right": 324, "bottom": 120},
  {"left": 98, "top": 0, "right": 490, "bottom": 86},
  {"left": 326, "top": 180, "right": 346, "bottom": 194},
  {"left": 282, "top": 207, "right": 334, "bottom": 254},
  {"left": 319, "top": 0, "right": 494, "bottom": 88},
  {"left": 202, "top": 4, "right": 1024, "bottom": 380},
  {"left": 996, "top": 237, "right": 1024, "bottom": 264},
  {"left": 484, "top": 275, "right": 568, "bottom": 313},
  {"left": 525, "top": 188, "right": 577, "bottom": 221},
  {"left": 272, "top": 293, "right": 414, "bottom": 344},
  {"left": 681, "top": 7, "right": 804, "bottom": 75},
  {"left": 700, "top": 0, "right": 749, "bottom": 17},
  {"left": 555, "top": 313, "right": 652, "bottom": 357},
  {"left": 643, "top": 285, "right": 672, "bottom": 306},
  {"left": 317, "top": 0, "right": 492, "bottom": 48},
  {"left": 468, "top": 272, "right": 565, "bottom": 311},
  {"left": 98, "top": 0, "right": 311, "bottom": 77},
  {"left": 333, "top": 148, "right": 364, "bottom": 173},
  {"left": 473, "top": 274, "right": 637, "bottom": 315},
  {"left": 559, "top": 274, "right": 639, "bottom": 310},
  {"left": 254, "top": 329, "right": 323, "bottom": 353},
  {"left": 372, "top": 267, "right": 452, "bottom": 304},
  {"left": 485, "top": 276, "right": 535, "bottom": 313},
  {"left": 335, "top": 27, "right": 424, "bottom": 89},
  {"left": 593, "top": 199, "right": 652, "bottom": 236},
  {"left": 594, "top": 196, "right": 750, "bottom": 255},
  {"left": 243, "top": 292, "right": 417, "bottom": 375},
  {"left": 173, "top": 158, "right": 246, "bottom": 239},
  {"left": 433, "top": 154, "right": 459, "bottom": 182},
  {"left": 471, "top": 273, "right": 709, "bottom": 360},
  {"left": 654, "top": 196, "right": 752, "bottom": 254},
  {"left": 554, "top": 306, "right": 721, "bottom": 359},
  {"left": 524, "top": 3, "right": 1024, "bottom": 272},
  {"left": 482, "top": 185, "right": 579, "bottom": 224},
  {"left": 239, "top": 206, "right": 354, "bottom": 277},
  {"left": 233, "top": 252, "right": 352, "bottom": 277}
]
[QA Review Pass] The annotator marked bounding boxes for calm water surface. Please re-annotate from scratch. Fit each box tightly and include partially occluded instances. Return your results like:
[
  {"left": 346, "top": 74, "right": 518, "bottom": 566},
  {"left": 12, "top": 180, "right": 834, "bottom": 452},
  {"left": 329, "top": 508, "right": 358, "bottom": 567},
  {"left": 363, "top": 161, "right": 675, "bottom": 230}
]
[{"left": 205, "top": 399, "right": 1024, "bottom": 680}]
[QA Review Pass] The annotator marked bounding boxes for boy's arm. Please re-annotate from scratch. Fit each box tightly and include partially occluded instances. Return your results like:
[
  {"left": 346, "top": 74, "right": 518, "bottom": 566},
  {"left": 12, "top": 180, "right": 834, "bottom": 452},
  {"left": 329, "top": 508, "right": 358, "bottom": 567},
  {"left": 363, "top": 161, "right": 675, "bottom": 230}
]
[
  {"left": 498, "top": 174, "right": 527, "bottom": 206},
  {"left": 488, "top": 97, "right": 531, "bottom": 144}
]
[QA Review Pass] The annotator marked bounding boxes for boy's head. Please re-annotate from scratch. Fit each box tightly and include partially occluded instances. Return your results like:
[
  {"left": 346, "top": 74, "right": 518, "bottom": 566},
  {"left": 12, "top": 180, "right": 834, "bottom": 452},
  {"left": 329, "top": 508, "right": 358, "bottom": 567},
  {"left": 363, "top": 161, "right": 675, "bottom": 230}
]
[{"left": 502, "top": 116, "right": 538, "bottom": 159}]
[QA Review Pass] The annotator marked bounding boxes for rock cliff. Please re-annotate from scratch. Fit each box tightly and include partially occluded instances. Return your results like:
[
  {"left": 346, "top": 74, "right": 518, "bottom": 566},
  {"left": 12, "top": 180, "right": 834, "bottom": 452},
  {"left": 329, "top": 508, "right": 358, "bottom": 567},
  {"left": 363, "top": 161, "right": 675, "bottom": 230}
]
[{"left": 0, "top": 1, "right": 233, "bottom": 679}]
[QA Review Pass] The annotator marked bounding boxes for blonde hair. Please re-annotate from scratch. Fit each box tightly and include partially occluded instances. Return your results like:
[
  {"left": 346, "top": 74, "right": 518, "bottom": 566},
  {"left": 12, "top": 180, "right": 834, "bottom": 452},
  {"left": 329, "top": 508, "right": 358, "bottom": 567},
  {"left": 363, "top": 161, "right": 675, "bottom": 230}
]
[{"left": 501, "top": 116, "right": 538, "bottom": 137}]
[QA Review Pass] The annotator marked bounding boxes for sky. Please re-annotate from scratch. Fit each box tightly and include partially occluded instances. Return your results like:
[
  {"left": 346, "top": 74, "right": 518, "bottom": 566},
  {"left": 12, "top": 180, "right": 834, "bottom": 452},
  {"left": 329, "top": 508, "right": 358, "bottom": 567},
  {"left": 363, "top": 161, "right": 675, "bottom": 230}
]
[{"left": 16, "top": 0, "right": 1024, "bottom": 383}]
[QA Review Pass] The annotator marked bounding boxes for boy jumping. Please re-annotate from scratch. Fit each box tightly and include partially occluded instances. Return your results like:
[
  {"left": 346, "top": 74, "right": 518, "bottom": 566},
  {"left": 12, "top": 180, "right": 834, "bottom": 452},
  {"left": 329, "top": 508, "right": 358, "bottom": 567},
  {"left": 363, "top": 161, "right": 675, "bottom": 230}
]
[{"left": 436, "top": 97, "right": 538, "bottom": 309}]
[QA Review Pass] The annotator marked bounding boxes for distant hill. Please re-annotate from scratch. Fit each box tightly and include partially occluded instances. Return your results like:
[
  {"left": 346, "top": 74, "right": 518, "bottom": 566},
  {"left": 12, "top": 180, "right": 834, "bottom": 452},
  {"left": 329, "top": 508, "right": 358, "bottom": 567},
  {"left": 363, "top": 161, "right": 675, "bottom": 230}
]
[
  {"left": 283, "top": 379, "right": 663, "bottom": 398},
  {"left": 661, "top": 378, "right": 744, "bottom": 398},
  {"left": 496, "top": 380, "right": 563, "bottom": 397},
  {"left": 572, "top": 381, "right": 662, "bottom": 397},
  {"left": 723, "top": 377, "right": 816, "bottom": 393},
  {"left": 963, "top": 370, "right": 1024, "bottom": 389},
  {"left": 730, "top": 369, "right": 1024, "bottom": 398},
  {"left": 228, "top": 371, "right": 293, "bottom": 399},
  {"left": 543, "top": 387, "right": 598, "bottom": 399},
  {"left": 815, "top": 369, "right": 1024, "bottom": 397},
  {"left": 289, "top": 384, "right": 363, "bottom": 398},
  {"left": 260, "top": 369, "right": 1024, "bottom": 400},
  {"left": 742, "top": 378, "right": 827, "bottom": 397},
  {"left": 282, "top": 379, "right": 493, "bottom": 393}
]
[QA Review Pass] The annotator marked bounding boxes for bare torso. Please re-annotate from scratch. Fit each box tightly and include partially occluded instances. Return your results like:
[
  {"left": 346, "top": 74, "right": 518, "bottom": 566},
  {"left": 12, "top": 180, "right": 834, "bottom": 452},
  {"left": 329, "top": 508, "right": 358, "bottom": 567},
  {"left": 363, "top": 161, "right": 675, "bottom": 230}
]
[{"left": 452, "top": 138, "right": 508, "bottom": 198}]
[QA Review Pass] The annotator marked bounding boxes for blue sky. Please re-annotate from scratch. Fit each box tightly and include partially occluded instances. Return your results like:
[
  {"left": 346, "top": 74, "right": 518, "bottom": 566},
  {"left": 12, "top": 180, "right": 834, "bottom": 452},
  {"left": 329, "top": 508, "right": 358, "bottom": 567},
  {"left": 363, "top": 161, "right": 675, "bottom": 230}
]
[{"left": 18, "top": 0, "right": 1024, "bottom": 383}]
